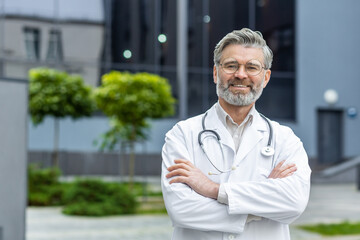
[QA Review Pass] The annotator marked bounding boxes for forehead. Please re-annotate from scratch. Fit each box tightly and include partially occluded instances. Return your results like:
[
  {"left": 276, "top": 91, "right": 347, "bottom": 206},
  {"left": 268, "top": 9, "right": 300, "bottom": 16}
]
[{"left": 221, "top": 44, "right": 264, "bottom": 63}]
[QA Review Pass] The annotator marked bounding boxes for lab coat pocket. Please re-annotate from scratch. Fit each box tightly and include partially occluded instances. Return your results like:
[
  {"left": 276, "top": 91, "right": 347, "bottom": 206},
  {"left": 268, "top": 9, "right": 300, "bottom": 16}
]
[{"left": 256, "top": 167, "right": 270, "bottom": 181}]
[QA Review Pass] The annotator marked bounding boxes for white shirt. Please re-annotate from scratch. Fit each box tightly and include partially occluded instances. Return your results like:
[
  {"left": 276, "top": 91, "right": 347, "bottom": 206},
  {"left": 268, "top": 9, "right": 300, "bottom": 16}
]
[
  {"left": 215, "top": 103, "right": 262, "bottom": 223},
  {"left": 215, "top": 102, "right": 254, "bottom": 153}
]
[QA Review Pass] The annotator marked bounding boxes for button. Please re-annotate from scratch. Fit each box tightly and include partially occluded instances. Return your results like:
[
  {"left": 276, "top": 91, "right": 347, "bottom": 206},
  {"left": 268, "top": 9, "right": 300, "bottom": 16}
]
[{"left": 228, "top": 235, "right": 235, "bottom": 240}]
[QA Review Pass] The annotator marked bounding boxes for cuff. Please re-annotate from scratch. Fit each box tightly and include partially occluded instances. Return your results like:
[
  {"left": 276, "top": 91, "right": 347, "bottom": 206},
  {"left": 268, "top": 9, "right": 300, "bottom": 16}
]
[{"left": 217, "top": 184, "right": 229, "bottom": 205}]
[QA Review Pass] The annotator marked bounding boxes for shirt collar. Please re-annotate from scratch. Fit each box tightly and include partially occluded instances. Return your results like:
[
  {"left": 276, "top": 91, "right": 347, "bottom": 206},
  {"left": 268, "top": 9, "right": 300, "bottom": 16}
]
[{"left": 215, "top": 101, "right": 254, "bottom": 128}]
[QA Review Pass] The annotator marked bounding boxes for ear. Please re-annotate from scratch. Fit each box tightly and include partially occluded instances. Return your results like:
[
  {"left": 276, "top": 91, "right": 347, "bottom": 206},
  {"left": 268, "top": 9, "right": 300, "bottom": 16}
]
[
  {"left": 213, "top": 65, "right": 218, "bottom": 84},
  {"left": 262, "top": 69, "right": 271, "bottom": 88}
]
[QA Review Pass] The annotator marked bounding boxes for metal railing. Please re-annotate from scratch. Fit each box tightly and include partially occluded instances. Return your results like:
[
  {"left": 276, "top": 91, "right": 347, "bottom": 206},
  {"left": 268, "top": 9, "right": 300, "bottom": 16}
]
[{"left": 319, "top": 155, "right": 360, "bottom": 190}]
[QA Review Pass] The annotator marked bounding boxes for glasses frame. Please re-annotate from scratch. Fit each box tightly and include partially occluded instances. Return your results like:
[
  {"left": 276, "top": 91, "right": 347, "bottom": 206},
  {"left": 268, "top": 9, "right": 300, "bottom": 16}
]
[{"left": 219, "top": 58, "right": 267, "bottom": 76}]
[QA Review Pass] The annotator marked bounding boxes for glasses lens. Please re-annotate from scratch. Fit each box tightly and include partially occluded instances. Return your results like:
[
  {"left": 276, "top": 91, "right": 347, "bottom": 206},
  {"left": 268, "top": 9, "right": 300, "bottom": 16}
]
[
  {"left": 222, "top": 59, "right": 238, "bottom": 74},
  {"left": 220, "top": 58, "right": 264, "bottom": 75},
  {"left": 245, "top": 60, "right": 262, "bottom": 75}
]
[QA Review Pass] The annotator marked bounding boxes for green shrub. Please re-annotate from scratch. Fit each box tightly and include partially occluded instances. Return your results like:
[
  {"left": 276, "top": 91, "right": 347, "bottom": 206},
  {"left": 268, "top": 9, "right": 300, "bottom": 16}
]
[
  {"left": 62, "top": 179, "right": 137, "bottom": 216},
  {"left": 28, "top": 164, "right": 65, "bottom": 206}
]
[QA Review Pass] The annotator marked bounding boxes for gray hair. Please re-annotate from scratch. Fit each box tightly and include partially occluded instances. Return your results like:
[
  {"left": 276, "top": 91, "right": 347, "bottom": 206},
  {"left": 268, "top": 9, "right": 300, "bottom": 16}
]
[{"left": 213, "top": 28, "right": 273, "bottom": 69}]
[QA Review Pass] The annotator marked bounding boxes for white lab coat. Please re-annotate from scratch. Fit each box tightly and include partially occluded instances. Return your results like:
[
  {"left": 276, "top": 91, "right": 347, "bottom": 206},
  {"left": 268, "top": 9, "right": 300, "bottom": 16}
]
[{"left": 161, "top": 104, "right": 311, "bottom": 240}]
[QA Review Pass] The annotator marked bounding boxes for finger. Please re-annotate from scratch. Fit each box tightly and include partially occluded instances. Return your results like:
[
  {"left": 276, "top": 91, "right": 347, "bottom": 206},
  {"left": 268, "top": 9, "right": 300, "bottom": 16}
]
[
  {"left": 277, "top": 163, "right": 296, "bottom": 174},
  {"left": 278, "top": 164, "right": 296, "bottom": 174},
  {"left": 174, "top": 159, "right": 194, "bottom": 167},
  {"left": 280, "top": 166, "right": 297, "bottom": 176},
  {"left": 268, "top": 164, "right": 293, "bottom": 179},
  {"left": 274, "top": 160, "right": 286, "bottom": 170},
  {"left": 167, "top": 163, "right": 192, "bottom": 172},
  {"left": 169, "top": 176, "right": 188, "bottom": 185},
  {"left": 166, "top": 169, "right": 189, "bottom": 178}
]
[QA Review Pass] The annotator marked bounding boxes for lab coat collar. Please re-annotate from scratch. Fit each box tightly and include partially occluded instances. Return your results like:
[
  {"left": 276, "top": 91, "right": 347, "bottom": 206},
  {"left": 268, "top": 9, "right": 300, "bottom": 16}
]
[
  {"left": 235, "top": 110, "right": 268, "bottom": 162},
  {"left": 205, "top": 104, "right": 268, "bottom": 155},
  {"left": 205, "top": 104, "right": 235, "bottom": 150}
]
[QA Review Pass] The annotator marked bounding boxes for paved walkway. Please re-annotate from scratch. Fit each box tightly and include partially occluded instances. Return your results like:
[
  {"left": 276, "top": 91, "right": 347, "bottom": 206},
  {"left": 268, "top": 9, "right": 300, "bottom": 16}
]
[{"left": 26, "top": 184, "right": 360, "bottom": 240}]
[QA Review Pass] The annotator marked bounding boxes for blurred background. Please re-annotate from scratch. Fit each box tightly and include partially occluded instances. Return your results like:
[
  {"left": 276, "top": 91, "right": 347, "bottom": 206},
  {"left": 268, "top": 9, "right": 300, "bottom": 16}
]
[{"left": 0, "top": 0, "right": 360, "bottom": 239}]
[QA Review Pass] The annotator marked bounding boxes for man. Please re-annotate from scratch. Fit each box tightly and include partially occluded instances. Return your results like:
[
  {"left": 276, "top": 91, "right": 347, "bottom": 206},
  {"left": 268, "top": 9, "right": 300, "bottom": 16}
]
[{"left": 161, "top": 28, "right": 311, "bottom": 240}]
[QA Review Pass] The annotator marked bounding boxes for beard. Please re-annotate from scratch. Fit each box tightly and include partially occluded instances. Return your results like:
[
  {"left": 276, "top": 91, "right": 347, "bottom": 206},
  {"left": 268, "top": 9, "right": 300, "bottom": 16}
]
[{"left": 216, "top": 74, "right": 265, "bottom": 106}]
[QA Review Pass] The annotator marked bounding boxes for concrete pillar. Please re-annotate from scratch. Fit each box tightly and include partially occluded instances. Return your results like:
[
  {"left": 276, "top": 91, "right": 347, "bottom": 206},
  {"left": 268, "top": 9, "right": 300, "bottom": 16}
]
[
  {"left": 177, "top": 0, "right": 188, "bottom": 119},
  {"left": 0, "top": 79, "right": 27, "bottom": 240}
]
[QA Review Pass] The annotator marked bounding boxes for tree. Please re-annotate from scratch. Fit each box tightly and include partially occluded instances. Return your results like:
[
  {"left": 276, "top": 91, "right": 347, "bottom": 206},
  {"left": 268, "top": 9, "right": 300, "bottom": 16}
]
[
  {"left": 94, "top": 71, "right": 175, "bottom": 185},
  {"left": 29, "top": 67, "right": 96, "bottom": 166}
]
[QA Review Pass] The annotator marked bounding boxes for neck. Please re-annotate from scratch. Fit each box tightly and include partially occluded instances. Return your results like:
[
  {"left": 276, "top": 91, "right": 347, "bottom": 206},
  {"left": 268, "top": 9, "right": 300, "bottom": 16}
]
[{"left": 218, "top": 98, "right": 254, "bottom": 125}]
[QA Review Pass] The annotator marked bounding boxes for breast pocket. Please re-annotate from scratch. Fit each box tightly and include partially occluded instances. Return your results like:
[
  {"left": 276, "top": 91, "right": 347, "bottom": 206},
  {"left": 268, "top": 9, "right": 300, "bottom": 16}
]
[
  {"left": 256, "top": 167, "right": 271, "bottom": 181},
  {"left": 253, "top": 147, "right": 275, "bottom": 181}
]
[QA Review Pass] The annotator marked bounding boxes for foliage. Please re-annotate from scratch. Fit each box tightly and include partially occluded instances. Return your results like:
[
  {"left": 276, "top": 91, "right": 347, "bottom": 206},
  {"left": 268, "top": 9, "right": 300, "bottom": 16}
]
[
  {"left": 62, "top": 178, "right": 138, "bottom": 216},
  {"left": 28, "top": 164, "right": 65, "bottom": 206},
  {"left": 298, "top": 221, "right": 360, "bottom": 236},
  {"left": 94, "top": 71, "right": 175, "bottom": 143},
  {"left": 94, "top": 118, "right": 150, "bottom": 151},
  {"left": 94, "top": 71, "right": 176, "bottom": 185},
  {"left": 95, "top": 71, "right": 175, "bottom": 126},
  {"left": 29, "top": 67, "right": 96, "bottom": 125},
  {"left": 28, "top": 166, "right": 166, "bottom": 216}
]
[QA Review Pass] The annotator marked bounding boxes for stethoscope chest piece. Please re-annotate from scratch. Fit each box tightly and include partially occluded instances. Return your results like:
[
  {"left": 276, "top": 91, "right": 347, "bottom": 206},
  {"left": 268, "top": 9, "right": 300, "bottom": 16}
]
[{"left": 261, "top": 146, "right": 275, "bottom": 157}]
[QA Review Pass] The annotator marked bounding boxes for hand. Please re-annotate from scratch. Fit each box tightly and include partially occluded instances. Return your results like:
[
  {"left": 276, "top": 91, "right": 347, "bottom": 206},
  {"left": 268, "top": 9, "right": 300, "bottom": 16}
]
[
  {"left": 268, "top": 160, "right": 297, "bottom": 179},
  {"left": 166, "top": 159, "right": 219, "bottom": 199}
]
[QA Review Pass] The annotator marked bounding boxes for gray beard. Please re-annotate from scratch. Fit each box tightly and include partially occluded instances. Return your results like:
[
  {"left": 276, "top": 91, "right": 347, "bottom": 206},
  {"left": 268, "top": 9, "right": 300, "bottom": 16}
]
[{"left": 216, "top": 75, "right": 264, "bottom": 106}]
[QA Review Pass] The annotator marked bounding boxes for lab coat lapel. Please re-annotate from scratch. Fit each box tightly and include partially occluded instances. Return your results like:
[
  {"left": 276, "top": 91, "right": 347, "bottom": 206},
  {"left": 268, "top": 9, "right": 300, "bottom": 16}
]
[
  {"left": 236, "top": 111, "right": 267, "bottom": 162},
  {"left": 205, "top": 105, "right": 235, "bottom": 151}
]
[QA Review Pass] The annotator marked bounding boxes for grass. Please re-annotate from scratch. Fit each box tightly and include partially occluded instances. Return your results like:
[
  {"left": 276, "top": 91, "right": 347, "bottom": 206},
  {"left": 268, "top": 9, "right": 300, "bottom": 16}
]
[{"left": 298, "top": 221, "right": 360, "bottom": 236}]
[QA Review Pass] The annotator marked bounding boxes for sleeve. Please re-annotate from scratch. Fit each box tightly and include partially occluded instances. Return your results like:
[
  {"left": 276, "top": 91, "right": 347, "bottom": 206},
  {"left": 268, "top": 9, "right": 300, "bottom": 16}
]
[
  {"left": 223, "top": 127, "right": 311, "bottom": 224},
  {"left": 161, "top": 123, "right": 248, "bottom": 234}
]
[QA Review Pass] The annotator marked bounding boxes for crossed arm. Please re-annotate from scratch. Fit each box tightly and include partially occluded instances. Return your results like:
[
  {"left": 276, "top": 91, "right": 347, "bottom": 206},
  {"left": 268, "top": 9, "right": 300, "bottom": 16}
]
[{"left": 166, "top": 159, "right": 297, "bottom": 200}]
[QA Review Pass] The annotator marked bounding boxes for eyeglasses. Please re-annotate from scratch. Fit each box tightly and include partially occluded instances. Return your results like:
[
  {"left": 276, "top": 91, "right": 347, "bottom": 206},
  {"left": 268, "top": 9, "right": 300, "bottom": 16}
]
[{"left": 220, "top": 58, "right": 266, "bottom": 76}]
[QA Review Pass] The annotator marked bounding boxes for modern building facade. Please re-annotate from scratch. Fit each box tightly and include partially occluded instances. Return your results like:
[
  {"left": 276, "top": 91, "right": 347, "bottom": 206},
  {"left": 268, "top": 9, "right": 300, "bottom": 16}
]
[
  {"left": 1, "top": 0, "right": 360, "bottom": 167},
  {"left": 0, "top": 0, "right": 104, "bottom": 86}
]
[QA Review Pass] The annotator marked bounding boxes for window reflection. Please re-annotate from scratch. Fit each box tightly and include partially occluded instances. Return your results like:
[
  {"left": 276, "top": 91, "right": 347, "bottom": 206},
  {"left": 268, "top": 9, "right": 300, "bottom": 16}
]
[
  {"left": 24, "top": 27, "right": 40, "bottom": 61},
  {"left": 46, "top": 29, "right": 63, "bottom": 62},
  {"left": 104, "top": 0, "right": 295, "bottom": 120}
]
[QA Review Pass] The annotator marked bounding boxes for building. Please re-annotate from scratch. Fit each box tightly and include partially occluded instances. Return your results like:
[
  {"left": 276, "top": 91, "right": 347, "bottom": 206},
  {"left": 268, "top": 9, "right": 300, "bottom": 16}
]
[
  {"left": 0, "top": 0, "right": 104, "bottom": 86},
  {"left": 1, "top": 0, "right": 360, "bottom": 174}
]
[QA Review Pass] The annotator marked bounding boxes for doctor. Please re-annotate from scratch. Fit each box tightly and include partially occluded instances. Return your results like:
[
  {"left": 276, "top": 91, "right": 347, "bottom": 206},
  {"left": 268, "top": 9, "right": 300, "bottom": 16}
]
[{"left": 161, "top": 28, "right": 311, "bottom": 240}]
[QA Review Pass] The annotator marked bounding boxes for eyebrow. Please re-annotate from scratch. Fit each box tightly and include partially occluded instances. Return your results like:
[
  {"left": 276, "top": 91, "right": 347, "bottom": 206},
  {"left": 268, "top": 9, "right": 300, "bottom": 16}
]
[
  {"left": 247, "top": 61, "right": 261, "bottom": 66},
  {"left": 223, "top": 60, "right": 238, "bottom": 64}
]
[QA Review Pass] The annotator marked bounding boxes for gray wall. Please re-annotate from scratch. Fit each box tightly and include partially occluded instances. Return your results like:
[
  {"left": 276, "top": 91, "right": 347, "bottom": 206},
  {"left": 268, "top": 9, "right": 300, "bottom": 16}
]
[
  {"left": 293, "top": 0, "right": 360, "bottom": 159},
  {"left": 0, "top": 79, "right": 27, "bottom": 240}
]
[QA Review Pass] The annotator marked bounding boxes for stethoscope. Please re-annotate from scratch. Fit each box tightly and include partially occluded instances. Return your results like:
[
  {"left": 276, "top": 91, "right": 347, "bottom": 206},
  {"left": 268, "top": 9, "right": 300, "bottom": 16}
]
[{"left": 198, "top": 112, "right": 274, "bottom": 175}]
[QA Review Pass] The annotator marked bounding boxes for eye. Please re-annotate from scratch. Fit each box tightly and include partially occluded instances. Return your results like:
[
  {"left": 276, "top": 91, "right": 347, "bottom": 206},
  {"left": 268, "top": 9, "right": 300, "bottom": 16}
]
[
  {"left": 246, "top": 63, "right": 261, "bottom": 71},
  {"left": 223, "top": 63, "right": 238, "bottom": 70}
]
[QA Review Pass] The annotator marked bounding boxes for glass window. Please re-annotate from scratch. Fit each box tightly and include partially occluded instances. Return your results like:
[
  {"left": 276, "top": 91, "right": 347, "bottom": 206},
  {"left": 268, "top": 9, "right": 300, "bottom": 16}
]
[
  {"left": 24, "top": 27, "right": 40, "bottom": 60},
  {"left": 105, "top": 0, "right": 296, "bottom": 120},
  {"left": 256, "top": 76, "right": 295, "bottom": 119},
  {"left": 255, "top": 0, "right": 296, "bottom": 120},
  {"left": 110, "top": 0, "right": 176, "bottom": 68},
  {"left": 256, "top": 0, "right": 295, "bottom": 72},
  {"left": 46, "top": 29, "right": 63, "bottom": 61}
]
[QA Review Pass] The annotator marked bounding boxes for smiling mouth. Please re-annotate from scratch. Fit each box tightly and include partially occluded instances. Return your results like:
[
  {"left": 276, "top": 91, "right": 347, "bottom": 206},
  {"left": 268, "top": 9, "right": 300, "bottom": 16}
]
[{"left": 229, "top": 83, "right": 253, "bottom": 89}]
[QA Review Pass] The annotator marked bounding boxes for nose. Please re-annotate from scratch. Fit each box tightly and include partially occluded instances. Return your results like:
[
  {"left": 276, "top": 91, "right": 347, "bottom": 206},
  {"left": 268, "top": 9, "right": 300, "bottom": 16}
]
[{"left": 234, "top": 64, "right": 248, "bottom": 79}]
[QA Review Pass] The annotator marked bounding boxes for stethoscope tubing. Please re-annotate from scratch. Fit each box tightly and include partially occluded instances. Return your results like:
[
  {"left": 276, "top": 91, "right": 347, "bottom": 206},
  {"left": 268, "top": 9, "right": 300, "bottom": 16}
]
[{"left": 198, "top": 111, "right": 274, "bottom": 175}]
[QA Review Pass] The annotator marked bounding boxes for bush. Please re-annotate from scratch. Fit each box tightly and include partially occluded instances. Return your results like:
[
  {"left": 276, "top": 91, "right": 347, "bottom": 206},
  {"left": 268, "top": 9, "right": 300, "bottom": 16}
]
[
  {"left": 62, "top": 179, "right": 138, "bottom": 216},
  {"left": 28, "top": 164, "right": 65, "bottom": 206}
]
